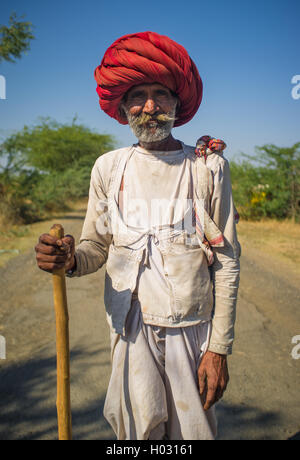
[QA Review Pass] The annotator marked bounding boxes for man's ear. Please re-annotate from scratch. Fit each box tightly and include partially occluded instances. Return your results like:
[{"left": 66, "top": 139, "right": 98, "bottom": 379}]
[
  {"left": 175, "top": 96, "right": 181, "bottom": 116},
  {"left": 118, "top": 104, "right": 128, "bottom": 123}
]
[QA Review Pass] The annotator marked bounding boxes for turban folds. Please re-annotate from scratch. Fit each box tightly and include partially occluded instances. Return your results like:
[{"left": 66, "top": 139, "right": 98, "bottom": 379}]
[{"left": 94, "top": 31, "right": 203, "bottom": 127}]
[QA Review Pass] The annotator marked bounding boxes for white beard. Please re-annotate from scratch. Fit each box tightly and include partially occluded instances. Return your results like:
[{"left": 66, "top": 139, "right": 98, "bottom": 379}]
[{"left": 123, "top": 107, "right": 176, "bottom": 143}]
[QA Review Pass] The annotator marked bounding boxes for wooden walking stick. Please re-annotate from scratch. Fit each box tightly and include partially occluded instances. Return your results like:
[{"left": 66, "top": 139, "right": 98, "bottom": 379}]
[{"left": 49, "top": 224, "right": 72, "bottom": 440}]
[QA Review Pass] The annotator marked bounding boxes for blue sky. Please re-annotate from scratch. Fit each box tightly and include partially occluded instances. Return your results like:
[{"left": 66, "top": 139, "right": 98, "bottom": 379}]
[{"left": 0, "top": 0, "right": 299, "bottom": 161}]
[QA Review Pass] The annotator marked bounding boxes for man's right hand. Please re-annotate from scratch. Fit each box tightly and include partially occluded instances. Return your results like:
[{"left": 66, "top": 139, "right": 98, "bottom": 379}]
[{"left": 35, "top": 233, "right": 75, "bottom": 273}]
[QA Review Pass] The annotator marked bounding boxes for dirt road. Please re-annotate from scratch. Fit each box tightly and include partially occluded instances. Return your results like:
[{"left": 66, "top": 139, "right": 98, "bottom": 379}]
[{"left": 0, "top": 211, "right": 299, "bottom": 440}]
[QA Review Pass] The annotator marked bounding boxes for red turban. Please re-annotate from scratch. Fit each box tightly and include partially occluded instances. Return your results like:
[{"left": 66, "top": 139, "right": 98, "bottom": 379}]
[{"left": 94, "top": 31, "right": 203, "bottom": 127}]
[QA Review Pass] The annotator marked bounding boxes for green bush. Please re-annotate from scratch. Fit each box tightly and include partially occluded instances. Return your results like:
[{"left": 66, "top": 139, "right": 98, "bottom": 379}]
[
  {"left": 230, "top": 142, "right": 300, "bottom": 221},
  {"left": 0, "top": 117, "right": 115, "bottom": 224}
]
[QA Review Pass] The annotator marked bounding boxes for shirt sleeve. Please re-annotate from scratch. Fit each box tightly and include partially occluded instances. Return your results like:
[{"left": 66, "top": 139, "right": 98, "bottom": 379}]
[
  {"left": 67, "top": 158, "right": 113, "bottom": 277},
  {"left": 207, "top": 155, "right": 241, "bottom": 355}
]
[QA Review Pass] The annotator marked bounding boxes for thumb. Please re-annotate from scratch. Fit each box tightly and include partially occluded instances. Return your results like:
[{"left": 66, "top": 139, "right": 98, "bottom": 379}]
[
  {"left": 61, "top": 234, "right": 75, "bottom": 247},
  {"left": 56, "top": 235, "right": 75, "bottom": 253},
  {"left": 198, "top": 368, "right": 207, "bottom": 407},
  {"left": 198, "top": 368, "right": 207, "bottom": 395}
]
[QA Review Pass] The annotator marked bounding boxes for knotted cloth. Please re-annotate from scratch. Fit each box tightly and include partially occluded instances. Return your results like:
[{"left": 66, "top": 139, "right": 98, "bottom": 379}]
[
  {"left": 195, "top": 135, "right": 227, "bottom": 160},
  {"left": 94, "top": 31, "right": 203, "bottom": 126}
]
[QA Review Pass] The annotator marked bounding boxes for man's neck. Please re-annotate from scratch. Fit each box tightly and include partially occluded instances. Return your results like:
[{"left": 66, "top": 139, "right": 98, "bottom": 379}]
[{"left": 138, "top": 134, "right": 182, "bottom": 152}]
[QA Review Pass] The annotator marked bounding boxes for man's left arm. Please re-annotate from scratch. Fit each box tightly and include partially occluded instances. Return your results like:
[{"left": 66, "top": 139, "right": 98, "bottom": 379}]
[{"left": 198, "top": 155, "right": 241, "bottom": 410}]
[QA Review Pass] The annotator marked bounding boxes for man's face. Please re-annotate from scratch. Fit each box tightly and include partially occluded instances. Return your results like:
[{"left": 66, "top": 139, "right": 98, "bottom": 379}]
[{"left": 120, "top": 83, "right": 178, "bottom": 143}]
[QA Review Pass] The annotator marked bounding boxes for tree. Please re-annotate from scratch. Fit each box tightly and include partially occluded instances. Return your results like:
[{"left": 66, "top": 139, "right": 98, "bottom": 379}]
[
  {"left": 231, "top": 142, "right": 300, "bottom": 221},
  {"left": 248, "top": 143, "right": 300, "bottom": 221},
  {"left": 0, "top": 12, "right": 34, "bottom": 63},
  {"left": 0, "top": 116, "right": 115, "bottom": 174},
  {"left": 0, "top": 117, "right": 116, "bottom": 224}
]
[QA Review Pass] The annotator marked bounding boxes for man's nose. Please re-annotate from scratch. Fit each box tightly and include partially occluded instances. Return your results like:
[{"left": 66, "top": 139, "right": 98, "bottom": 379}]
[{"left": 143, "top": 97, "right": 159, "bottom": 114}]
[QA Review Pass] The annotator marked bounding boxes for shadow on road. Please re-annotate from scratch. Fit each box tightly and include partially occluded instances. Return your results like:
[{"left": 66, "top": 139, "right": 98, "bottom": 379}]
[
  {"left": 216, "top": 401, "right": 282, "bottom": 440},
  {"left": 0, "top": 346, "right": 115, "bottom": 440},
  {"left": 0, "top": 340, "right": 294, "bottom": 441},
  {"left": 288, "top": 431, "right": 300, "bottom": 440},
  {"left": 0, "top": 349, "right": 287, "bottom": 441}
]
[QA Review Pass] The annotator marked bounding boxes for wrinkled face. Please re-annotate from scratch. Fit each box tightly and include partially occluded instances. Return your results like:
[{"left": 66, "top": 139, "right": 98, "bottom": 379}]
[{"left": 120, "top": 83, "right": 179, "bottom": 143}]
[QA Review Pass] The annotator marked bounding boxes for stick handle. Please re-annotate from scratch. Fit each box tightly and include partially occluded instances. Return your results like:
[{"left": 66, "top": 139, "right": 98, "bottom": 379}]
[{"left": 50, "top": 224, "right": 72, "bottom": 441}]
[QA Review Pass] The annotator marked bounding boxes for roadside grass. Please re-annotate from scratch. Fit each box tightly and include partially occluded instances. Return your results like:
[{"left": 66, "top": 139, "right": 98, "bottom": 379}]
[
  {"left": 237, "top": 218, "right": 300, "bottom": 275},
  {"left": 0, "top": 199, "right": 88, "bottom": 267}
]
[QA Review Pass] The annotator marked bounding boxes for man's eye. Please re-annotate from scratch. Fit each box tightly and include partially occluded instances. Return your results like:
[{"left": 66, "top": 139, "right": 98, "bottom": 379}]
[
  {"left": 156, "top": 90, "right": 169, "bottom": 97},
  {"left": 129, "top": 92, "right": 145, "bottom": 100}
]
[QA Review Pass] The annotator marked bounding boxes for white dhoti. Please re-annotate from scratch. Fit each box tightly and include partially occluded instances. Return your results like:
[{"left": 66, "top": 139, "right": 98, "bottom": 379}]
[{"left": 103, "top": 298, "right": 217, "bottom": 440}]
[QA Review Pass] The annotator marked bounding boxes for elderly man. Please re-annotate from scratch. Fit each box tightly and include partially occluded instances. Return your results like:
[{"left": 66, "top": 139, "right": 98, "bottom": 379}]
[{"left": 35, "top": 31, "right": 240, "bottom": 440}]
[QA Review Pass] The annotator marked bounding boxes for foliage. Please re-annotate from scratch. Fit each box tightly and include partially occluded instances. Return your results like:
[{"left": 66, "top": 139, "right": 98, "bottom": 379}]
[
  {"left": 0, "top": 118, "right": 115, "bottom": 224},
  {"left": 230, "top": 142, "right": 300, "bottom": 221},
  {"left": 0, "top": 12, "right": 35, "bottom": 63},
  {"left": 1, "top": 116, "right": 114, "bottom": 173}
]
